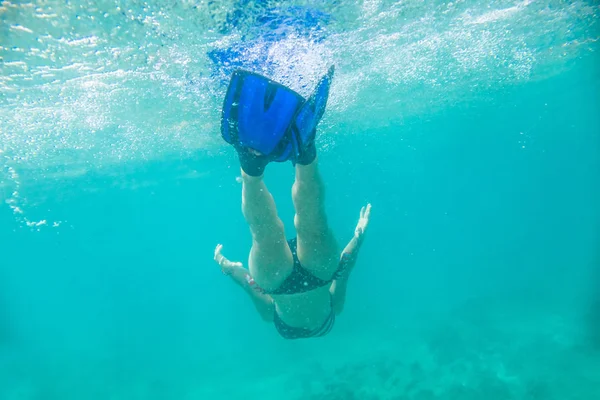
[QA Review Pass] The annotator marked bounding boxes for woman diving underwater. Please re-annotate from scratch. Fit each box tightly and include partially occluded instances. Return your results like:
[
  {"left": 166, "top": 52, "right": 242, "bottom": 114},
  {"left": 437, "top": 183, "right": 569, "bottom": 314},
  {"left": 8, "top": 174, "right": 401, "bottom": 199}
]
[{"left": 213, "top": 67, "right": 372, "bottom": 339}]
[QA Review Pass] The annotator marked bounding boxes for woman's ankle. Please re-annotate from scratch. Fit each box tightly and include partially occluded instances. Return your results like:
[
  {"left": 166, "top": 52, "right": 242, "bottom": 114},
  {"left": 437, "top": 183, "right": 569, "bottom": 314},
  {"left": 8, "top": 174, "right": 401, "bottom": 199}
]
[{"left": 241, "top": 168, "right": 264, "bottom": 181}]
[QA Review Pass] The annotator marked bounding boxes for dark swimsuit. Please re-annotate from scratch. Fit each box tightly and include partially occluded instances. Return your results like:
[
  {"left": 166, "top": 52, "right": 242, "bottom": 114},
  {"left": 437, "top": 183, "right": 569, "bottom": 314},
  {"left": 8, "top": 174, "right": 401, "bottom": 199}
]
[{"left": 264, "top": 238, "right": 349, "bottom": 340}]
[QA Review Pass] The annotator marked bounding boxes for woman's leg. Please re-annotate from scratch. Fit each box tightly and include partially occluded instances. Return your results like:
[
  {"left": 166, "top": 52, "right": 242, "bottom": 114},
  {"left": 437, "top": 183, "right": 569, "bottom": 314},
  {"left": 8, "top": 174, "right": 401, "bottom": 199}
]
[
  {"left": 292, "top": 157, "right": 339, "bottom": 278},
  {"left": 242, "top": 171, "right": 293, "bottom": 291}
]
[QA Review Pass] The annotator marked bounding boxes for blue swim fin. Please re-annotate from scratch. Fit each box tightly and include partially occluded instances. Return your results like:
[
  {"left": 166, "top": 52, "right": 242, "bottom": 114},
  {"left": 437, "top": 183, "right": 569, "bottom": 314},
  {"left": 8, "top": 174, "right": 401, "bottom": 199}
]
[
  {"left": 221, "top": 67, "right": 334, "bottom": 175},
  {"left": 221, "top": 70, "right": 304, "bottom": 176},
  {"left": 292, "top": 65, "right": 334, "bottom": 165}
]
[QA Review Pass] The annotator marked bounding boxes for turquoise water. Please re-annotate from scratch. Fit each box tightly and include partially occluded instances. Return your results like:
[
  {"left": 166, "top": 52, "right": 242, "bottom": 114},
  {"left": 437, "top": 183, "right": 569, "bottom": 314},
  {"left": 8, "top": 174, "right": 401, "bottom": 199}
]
[{"left": 1, "top": 1, "right": 599, "bottom": 399}]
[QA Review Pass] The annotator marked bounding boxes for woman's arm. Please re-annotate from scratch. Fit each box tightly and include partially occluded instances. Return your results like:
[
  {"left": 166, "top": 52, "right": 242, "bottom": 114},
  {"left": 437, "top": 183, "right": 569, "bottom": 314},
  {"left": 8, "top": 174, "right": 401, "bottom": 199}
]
[
  {"left": 214, "top": 244, "right": 274, "bottom": 322},
  {"left": 330, "top": 203, "right": 372, "bottom": 315}
]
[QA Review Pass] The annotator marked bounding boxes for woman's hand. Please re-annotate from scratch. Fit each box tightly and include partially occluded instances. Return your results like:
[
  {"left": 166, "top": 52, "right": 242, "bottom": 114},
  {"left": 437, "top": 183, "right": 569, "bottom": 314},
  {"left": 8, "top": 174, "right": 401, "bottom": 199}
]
[
  {"left": 337, "top": 203, "right": 372, "bottom": 275},
  {"left": 354, "top": 203, "right": 372, "bottom": 241},
  {"left": 214, "top": 244, "right": 243, "bottom": 275}
]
